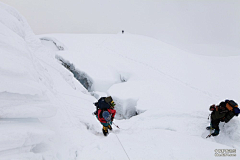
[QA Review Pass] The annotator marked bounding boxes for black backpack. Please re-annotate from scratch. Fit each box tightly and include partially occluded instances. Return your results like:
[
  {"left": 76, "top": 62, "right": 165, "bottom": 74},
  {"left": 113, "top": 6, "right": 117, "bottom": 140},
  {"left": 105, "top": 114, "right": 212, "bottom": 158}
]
[{"left": 94, "top": 96, "right": 113, "bottom": 110}]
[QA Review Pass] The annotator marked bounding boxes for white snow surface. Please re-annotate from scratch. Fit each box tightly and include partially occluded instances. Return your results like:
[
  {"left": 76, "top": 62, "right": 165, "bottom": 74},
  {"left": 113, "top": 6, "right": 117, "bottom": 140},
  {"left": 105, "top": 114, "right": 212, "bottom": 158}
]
[{"left": 0, "top": 2, "right": 240, "bottom": 160}]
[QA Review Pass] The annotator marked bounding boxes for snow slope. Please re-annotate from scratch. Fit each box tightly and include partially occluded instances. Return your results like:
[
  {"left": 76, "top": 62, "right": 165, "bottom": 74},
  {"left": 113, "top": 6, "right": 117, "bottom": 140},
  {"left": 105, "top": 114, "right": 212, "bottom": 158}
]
[
  {"left": 39, "top": 33, "right": 240, "bottom": 160},
  {"left": 0, "top": 2, "right": 57, "bottom": 159},
  {"left": 0, "top": 1, "right": 239, "bottom": 160}
]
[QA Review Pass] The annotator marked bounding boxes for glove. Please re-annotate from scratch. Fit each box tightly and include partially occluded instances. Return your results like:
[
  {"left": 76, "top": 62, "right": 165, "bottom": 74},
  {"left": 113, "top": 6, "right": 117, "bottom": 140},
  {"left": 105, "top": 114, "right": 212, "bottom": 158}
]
[
  {"left": 111, "top": 117, "right": 114, "bottom": 122},
  {"left": 209, "top": 105, "right": 216, "bottom": 111}
]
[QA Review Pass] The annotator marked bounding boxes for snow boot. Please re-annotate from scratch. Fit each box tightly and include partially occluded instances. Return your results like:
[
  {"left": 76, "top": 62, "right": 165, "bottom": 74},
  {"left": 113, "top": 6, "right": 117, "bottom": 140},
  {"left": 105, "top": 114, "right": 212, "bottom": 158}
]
[
  {"left": 102, "top": 126, "right": 108, "bottom": 136},
  {"left": 108, "top": 124, "right": 112, "bottom": 131},
  {"left": 211, "top": 129, "right": 220, "bottom": 136}
]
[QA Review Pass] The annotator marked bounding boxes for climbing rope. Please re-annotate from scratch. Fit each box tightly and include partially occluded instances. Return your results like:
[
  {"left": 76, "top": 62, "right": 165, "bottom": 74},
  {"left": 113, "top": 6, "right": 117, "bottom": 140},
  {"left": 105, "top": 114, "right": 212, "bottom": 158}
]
[{"left": 113, "top": 133, "right": 131, "bottom": 160}]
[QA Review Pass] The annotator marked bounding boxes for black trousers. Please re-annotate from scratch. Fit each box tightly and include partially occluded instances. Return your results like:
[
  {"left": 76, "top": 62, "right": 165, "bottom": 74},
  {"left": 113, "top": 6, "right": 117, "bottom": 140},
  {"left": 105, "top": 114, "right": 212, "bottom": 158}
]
[{"left": 211, "top": 119, "right": 220, "bottom": 131}]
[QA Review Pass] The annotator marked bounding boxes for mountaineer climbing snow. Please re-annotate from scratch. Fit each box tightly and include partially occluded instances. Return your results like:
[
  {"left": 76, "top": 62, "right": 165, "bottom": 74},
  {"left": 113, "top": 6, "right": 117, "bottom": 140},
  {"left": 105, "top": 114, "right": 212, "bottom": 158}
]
[
  {"left": 206, "top": 99, "right": 240, "bottom": 137},
  {"left": 93, "top": 96, "right": 116, "bottom": 136}
]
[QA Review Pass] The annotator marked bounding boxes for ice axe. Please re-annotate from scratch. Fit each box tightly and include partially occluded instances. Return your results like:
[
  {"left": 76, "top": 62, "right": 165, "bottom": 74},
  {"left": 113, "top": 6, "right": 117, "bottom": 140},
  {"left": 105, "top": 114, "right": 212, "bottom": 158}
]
[
  {"left": 206, "top": 134, "right": 211, "bottom": 138},
  {"left": 113, "top": 122, "right": 120, "bottom": 129}
]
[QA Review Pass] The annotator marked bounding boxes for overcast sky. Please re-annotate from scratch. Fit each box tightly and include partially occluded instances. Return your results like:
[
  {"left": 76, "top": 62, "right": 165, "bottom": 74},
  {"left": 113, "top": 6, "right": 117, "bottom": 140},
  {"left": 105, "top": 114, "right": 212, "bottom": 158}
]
[{"left": 1, "top": 0, "right": 239, "bottom": 53}]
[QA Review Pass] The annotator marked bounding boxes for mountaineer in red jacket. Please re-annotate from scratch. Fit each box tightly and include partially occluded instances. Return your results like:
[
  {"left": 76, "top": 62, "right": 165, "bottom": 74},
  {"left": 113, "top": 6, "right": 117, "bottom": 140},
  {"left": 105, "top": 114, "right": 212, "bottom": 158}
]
[{"left": 94, "top": 96, "right": 116, "bottom": 136}]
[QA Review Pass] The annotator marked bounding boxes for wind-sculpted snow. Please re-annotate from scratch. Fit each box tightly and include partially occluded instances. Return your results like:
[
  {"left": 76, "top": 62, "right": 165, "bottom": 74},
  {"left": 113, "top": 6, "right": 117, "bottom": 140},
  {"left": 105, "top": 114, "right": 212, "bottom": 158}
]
[
  {"left": 0, "top": 92, "right": 57, "bottom": 118},
  {"left": 0, "top": 2, "right": 63, "bottom": 159},
  {"left": 0, "top": 119, "right": 54, "bottom": 152},
  {"left": 0, "top": 3, "right": 26, "bottom": 39},
  {"left": 0, "top": 3, "right": 44, "bottom": 95},
  {"left": 0, "top": 2, "right": 40, "bottom": 46}
]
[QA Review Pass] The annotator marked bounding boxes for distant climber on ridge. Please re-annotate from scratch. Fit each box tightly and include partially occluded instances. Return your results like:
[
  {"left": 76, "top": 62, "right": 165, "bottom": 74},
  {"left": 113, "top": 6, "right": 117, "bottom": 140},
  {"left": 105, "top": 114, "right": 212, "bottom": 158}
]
[
  {"left": 206, "top": 99, "right": 240, "bottom": 137},
  {"left": 94, "top": 96, "right": 116, "bottom": 136}
]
